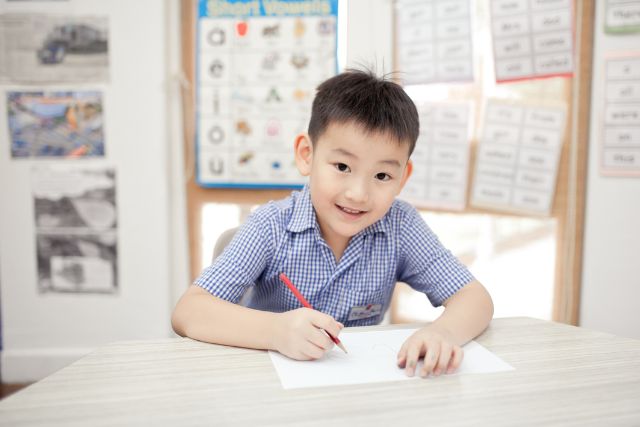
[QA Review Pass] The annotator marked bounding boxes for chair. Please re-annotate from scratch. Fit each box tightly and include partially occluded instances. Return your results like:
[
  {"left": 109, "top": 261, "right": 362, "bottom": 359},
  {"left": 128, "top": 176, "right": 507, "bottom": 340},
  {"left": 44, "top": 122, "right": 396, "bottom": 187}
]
[
  {"left": 212, "top": 227, "right": 239, "bottom": 260},
  {"left": 212, "top": 226, "right": 254, "bottom": 305}
]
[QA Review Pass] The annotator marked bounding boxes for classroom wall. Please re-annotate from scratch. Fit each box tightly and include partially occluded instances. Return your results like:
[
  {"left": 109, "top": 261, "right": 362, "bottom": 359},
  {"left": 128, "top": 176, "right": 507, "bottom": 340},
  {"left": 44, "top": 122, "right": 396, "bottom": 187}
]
[
  {"left": 348, "top": 0, "right": 640, "bottom": 339},
  {"left": 0, "top": 0, "right": 183, "bottom": 382},
  {"left": 346, "top": 0, "right": 393, "bottom": 71},
  {"left": 2, "top": 0, "right": 637, "bottom": 384},
  {"left": 580, "top": 1, "right": 640, "bottom": 340}
]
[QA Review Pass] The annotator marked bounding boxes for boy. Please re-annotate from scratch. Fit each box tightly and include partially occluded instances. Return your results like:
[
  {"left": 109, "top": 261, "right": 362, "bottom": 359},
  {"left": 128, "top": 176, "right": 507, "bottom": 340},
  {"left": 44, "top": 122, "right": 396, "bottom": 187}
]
[{"left": 172, "top": 69, "right": 493, "bottom": 378}]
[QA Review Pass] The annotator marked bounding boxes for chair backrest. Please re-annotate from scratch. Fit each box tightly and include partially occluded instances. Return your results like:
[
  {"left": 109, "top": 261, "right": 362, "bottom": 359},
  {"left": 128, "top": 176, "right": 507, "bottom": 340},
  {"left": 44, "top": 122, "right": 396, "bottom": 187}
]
[
  {"left": 211, "top": 226, "right": 253, "bottom": 306},
  {"left": 212, "top": 227, "right": 239, "bottom": 261}
]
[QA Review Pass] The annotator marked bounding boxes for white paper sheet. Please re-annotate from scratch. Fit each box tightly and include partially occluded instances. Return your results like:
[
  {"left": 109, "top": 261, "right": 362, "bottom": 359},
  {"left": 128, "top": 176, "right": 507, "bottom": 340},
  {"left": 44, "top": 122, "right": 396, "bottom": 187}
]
[{"left": 269, "top": 328, "right": 514, "bottom": 389}]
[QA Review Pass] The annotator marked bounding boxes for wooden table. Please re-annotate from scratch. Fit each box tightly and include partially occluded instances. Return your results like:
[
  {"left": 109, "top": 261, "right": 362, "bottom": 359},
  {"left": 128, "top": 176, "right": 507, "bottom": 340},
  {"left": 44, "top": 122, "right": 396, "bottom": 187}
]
[{"left": 1, "top": 317, "right": 639, "bottom": 426}]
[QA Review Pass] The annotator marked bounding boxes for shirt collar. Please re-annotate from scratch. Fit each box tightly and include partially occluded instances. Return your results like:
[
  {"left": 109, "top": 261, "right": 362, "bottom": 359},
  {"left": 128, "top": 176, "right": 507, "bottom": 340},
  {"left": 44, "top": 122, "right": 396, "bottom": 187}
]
[
  {"left": 287, "top": 185, "right": 391, "bottom": 236},
  {"left": 287, "top": 185, "right": 317, "bottom": 233},
  {"left": 363, "top": 213, "right": 390, "bottom": 235}
]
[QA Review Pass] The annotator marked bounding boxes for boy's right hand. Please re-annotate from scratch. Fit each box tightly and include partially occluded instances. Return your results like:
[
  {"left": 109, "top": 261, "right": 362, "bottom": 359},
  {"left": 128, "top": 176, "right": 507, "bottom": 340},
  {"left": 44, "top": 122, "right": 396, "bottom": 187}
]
[{"left": 270, "top": 308, "right": 344, "bottom": 360}]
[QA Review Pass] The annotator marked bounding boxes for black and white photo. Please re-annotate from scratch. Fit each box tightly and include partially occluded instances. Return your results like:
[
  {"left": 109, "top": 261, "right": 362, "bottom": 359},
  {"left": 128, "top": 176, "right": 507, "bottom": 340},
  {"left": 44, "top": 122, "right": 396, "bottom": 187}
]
[{"left": 32, "top": 166, "right": 117, "bottom": 293}]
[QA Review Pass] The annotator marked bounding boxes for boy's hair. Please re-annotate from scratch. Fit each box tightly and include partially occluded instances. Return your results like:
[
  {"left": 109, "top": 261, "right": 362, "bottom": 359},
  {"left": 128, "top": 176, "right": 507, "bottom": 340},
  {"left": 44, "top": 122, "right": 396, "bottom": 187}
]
[{"left": 307, "top": 69, "right": 419, "bottom": 156}]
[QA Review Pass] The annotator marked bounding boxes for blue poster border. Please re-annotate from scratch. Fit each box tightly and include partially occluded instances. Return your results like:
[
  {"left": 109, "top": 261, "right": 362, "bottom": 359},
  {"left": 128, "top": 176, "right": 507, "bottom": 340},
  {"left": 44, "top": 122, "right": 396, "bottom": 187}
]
[{"left": 195, "top": 0, "right": 339, "bottom": 189}]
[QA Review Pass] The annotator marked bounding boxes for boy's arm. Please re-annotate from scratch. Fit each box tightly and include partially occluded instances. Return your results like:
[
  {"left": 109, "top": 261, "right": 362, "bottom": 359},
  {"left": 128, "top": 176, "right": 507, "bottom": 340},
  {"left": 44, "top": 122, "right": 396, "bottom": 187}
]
[
  {"left": 432, "top": 279, "right": 494, "bottom": 345},
  {"left": 172, "top": 285, "right": 277, "bottom": 350},
  {"left": 397, "top": 280, "right": 493, "bottom": 377},
  {"left": 171, "top": 285, "right": 344, "bottom": 360}
]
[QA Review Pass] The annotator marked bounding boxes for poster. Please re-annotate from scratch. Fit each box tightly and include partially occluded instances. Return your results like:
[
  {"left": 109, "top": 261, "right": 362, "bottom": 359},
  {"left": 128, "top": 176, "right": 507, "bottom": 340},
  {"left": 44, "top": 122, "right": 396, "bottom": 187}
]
[
  {"left": 196, "top": 0, "right": 338, "bottom": 188},
  {"left": 395, "top": 0, "right": 474, "bottom": 85},
  {"left": 490, "top": 0, "right": 574, "bottom": 83},
  {"left": 7, "top": 91, "right": 104, "bottom": 158},
  {"left": 601, "top": 54, "right": 640, "bottom": 175},
  {"left": 32, "top": 166, "right": 117, "bottom": 293},
  {"left": 605, "top": 0, "right": 640, "bottom": 34},
  {"left": 401, "top": 102, "right": 472, "bottom": 210},
  {"left": 0, "top": 13, "right": 109, "bottom": 83},
  {"left": 471, "top": 100, "right": 567, "bottom": 215}
]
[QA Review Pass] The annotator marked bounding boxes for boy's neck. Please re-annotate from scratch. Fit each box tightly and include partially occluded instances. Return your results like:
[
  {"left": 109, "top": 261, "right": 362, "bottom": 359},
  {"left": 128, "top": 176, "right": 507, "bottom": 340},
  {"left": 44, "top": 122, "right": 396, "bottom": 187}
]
[
  {"left": 327, "top": 237, "right": 349, "bottom": 263},
  {"left": 317, "top": 224, "right": 350, "bottom": 263}
]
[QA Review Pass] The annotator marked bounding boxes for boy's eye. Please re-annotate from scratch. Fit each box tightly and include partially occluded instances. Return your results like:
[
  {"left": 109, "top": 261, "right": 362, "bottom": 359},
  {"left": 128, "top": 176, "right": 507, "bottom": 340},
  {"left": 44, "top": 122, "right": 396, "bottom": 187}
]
[
  {"left": 375, "top": 172, "right": 391, "bottom": 181},
  {"left": 334, "top": 163, "right": 350, "bottom": 173}
]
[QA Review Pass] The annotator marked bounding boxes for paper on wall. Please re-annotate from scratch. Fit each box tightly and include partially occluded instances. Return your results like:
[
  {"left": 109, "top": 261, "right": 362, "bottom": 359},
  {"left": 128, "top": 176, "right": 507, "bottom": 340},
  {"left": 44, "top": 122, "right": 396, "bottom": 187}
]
[
  {"left": 470, "top": 99, "right": 567, "bottom": 215},
  {"left": 489, "top": 0, "right": 574, "bottom": 83},
  {"left": 401, "top": 102, "right": 472, "bottom": 210},
  {"left": 601, "top": 54, "right": 640, "bottom": 175},
  {"left": 395, "top": 0, "right": 474, "bottom": 85}
]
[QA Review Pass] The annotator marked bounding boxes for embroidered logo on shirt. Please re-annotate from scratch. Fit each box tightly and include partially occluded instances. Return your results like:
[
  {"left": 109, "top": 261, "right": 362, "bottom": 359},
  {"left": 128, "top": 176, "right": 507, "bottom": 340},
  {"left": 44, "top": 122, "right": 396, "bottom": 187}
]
[{"left": 347, "top": 303, "right": 382, "bottom": 321}]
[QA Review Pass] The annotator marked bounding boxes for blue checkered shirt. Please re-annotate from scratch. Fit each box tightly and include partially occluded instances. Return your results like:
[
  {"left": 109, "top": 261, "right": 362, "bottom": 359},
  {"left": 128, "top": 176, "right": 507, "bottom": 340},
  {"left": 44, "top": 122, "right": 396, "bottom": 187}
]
[{"left": 195, "top": 185, "right": 474, "bottom": 326}]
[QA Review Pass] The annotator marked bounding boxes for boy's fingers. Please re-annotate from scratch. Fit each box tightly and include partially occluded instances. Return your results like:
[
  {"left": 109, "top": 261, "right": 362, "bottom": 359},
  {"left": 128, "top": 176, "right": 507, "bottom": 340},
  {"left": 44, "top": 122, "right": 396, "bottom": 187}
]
[
  {"left": 447, "top": 345, "right": 464, "bottom": 373},
  {"left": 404, "top": 342, "right": 422, "bottom": 377},
  {"left": 435, "top": 343, "right": 452, "bottom": 376},
  {"left": 307, "top": 328, "right": 334, "bottom": 351},
  {"left": 420, "top": 343, "right": 440, "bottom": 378},
  {"left": 302, "top": 340, "right": 326, "bottom": 360},
  {"left": 310, "top": 311, "right": 342, "bottom": 338},
  {"left": 397, "top": 343, "right": 408, "bottom": 367}
]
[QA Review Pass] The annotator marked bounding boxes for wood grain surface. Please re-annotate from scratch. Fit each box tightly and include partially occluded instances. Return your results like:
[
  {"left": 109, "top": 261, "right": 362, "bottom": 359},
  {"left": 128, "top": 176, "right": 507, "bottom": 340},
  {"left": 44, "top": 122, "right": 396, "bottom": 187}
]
[{"left": 1, "top": 317, "right": 639, "bottom": 426}]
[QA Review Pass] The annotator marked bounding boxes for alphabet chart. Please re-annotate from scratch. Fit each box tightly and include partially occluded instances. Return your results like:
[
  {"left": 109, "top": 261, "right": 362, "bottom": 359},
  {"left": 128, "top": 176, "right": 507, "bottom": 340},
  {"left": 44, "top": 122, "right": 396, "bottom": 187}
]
[
  {"left": 602, "top": 54, "right": 640, "bottom": 175},
  {"left": 490, "top": 0, "right": 574, "bottom": 83},
  {"left": 395, "top": 0, "right": 474, "bottom": 85},
  {"left": 401, "top": 102, "right": 472, "bottom": 211},
  {"left": 471, "top": 100, "right": 567, "bottom": 215},
  {"left": 196, "top": 0, "right": 338, "bottom": 188}
]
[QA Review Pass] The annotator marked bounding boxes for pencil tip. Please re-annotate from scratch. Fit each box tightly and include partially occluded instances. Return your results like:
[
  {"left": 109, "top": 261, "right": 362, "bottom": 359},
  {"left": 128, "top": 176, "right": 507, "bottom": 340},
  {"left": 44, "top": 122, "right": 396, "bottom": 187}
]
[{"left": 338, "top": 342, "right": 348, "bottom": 354}]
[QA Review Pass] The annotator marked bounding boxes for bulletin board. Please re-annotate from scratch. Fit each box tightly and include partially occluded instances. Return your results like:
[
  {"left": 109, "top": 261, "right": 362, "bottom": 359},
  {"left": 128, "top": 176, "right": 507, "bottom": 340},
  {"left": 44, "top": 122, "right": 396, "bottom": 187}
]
[
  {"left": 392, "top": 0, "right": 595, "bottom": 325},
  {"left": 195, "top": 0, "right": 339, "bottom": 189}
]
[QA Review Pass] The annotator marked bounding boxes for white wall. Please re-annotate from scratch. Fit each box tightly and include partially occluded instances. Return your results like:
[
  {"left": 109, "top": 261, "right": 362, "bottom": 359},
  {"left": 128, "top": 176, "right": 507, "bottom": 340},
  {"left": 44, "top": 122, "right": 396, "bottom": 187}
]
[
  {"left": 580, "top": 1, "right": 640, "bottom": 340},
  {"left": 346, "top": 0, "right": 393, "bottom": 71},
  {"left": 0, "top": 0, "right": 184, "bottom": 381}
]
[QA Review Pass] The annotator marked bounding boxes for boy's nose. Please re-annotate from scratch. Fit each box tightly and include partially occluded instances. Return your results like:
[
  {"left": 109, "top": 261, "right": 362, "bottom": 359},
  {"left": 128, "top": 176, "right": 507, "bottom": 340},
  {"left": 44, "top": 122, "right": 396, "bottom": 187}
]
[{"left": 345, "top": 181, "right": 369, "bottom": 203}]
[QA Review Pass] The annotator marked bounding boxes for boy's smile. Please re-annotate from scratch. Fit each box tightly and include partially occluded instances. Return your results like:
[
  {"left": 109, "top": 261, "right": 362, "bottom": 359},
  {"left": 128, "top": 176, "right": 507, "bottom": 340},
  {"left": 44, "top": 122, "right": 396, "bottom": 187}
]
[
  {"left": 295, "top": 121, "right": 413, "bottom": 260},
  {"left": 336, "top": 204, "right": 366, "bottom": 218}
]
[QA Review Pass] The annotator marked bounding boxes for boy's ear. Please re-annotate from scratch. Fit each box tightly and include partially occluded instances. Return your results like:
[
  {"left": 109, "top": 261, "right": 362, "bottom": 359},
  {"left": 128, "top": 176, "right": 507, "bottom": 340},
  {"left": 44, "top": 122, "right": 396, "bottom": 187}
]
[
  {"left": 294, "top": 133, "right": 313, "bottom": 176},
  {"left": 397, "top": 159, "right": 413, "bottom": 194}
]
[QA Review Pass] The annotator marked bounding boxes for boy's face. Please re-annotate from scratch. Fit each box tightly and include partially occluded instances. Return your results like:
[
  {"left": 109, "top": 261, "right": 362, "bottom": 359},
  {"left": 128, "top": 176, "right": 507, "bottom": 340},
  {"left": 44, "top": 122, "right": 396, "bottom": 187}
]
[{"left": 294, "top": 121, "right": 413, "bottom": 248}]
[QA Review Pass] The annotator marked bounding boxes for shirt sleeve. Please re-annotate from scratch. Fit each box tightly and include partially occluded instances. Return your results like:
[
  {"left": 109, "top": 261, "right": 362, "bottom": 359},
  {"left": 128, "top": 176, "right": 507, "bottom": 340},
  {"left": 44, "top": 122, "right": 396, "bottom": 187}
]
[
  {"left": 194, "top": 205, "right": 275, "bottom": 303},
  {"left": 397, "top": 206, "right": 475, "bottom": 306}
]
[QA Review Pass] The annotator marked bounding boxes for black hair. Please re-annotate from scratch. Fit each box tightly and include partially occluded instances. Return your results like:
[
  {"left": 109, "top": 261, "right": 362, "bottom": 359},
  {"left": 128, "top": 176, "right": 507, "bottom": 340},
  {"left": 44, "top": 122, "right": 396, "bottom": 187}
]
[{"left": 307, "top": 69, "right": 419, "bottom": 156}]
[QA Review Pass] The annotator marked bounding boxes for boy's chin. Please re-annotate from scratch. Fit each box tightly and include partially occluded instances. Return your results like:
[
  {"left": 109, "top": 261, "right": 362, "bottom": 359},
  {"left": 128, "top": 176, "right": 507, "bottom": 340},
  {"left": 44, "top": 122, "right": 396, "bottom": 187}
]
[{"left": 334, "top": 222, "right": 371, "bottom": 237}]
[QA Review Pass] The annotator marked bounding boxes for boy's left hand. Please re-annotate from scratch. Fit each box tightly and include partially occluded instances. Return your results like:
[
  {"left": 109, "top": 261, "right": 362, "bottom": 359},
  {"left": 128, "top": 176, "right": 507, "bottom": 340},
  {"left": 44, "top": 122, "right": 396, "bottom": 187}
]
[{"left": 396, "top": 324, "right": 463, "bottom": 378}]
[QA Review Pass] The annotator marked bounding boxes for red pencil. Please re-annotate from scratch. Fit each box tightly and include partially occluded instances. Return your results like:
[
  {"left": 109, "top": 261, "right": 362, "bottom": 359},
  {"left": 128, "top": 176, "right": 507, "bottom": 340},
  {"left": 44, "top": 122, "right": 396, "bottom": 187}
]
[{"left": 279, "top": 272, "right": 348, "bottom": 354}]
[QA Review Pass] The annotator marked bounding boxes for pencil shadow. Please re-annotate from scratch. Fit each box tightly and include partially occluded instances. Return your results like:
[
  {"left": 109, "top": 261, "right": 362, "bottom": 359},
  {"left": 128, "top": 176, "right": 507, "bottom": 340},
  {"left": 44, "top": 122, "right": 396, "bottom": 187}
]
[{"left": 323, "top": 350, "right": 348, "bottom": 361}]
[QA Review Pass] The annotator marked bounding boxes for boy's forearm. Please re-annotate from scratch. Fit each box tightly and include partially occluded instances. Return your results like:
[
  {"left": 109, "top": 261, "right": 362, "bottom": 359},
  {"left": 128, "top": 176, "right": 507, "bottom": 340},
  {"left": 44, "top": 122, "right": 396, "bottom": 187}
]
[
  {"left": 431, "top": 280, "right": 494, "bottom": 345},
  {"left": 172, "top": 285, "right": 277, "bottom": 350}
]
